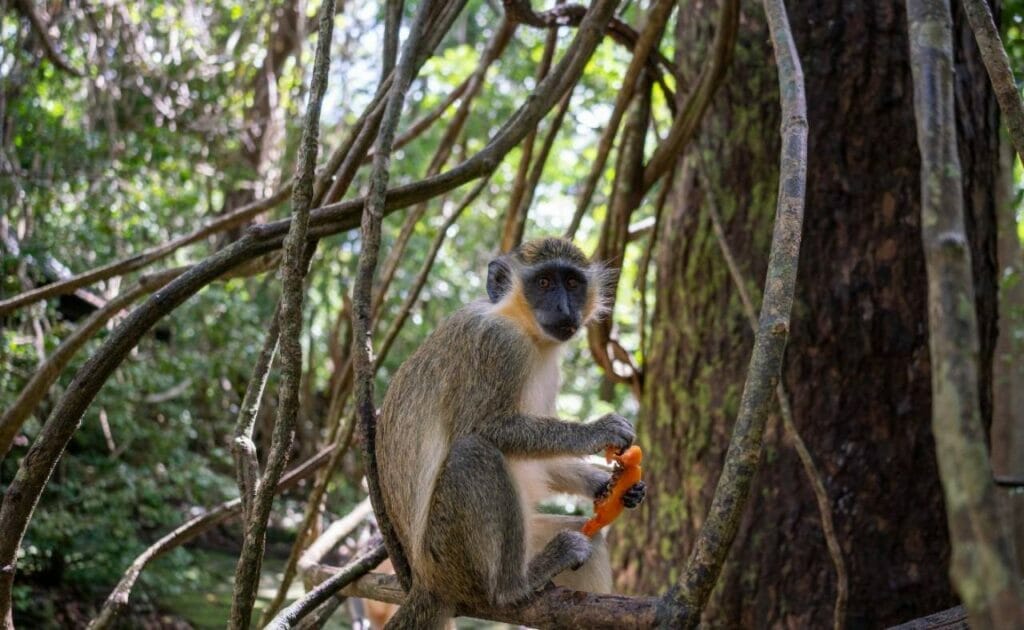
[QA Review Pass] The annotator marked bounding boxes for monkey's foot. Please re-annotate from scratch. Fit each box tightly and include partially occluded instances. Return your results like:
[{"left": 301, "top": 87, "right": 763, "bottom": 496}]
[{"left": 622, "top": 480, "right": 646, "bottom": 508}]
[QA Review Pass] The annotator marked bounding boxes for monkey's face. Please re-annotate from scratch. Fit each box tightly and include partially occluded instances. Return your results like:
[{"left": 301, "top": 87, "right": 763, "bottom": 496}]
[{"left": 522, "top": 262, "right": 589, "bottom": 342}]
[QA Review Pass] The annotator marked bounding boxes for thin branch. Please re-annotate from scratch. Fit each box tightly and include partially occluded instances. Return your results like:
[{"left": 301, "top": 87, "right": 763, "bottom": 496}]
[
  {"left": 351, "top": 0, "right": 438, "bottom": 592},
  {"left": 232, "top": 303, "right": 281, "bottom": 522},
  {"left": 907, "top": 0, "right": 1024, "bottom": 625},
  {"left": 564, "top": 0, "right": 676, "bottom": 239},
  {"left": 640, "top": 0, "right": 738, "bottom": 192},
  {"left": 657, "top": 0, "right": 807, "bottom": 624},
  {"left": 12, "top": 0, "right": 82, "bottom": 76},
  {"left": 87, "top": 446, "right": 334, "bottom": 630},
  {"left": 960, "top": 0, "right": 1024, "bottom": 162},
  {"left": 702, "top": 171, "right": 847, "bottom": 630},
  {"left": 266, "top": 544, "right": 389, "bottom": 630},
  {"left": 500, "top": 21, "right": 558, "bottom": 252},
  {"left": 586, "top": 77, "right": 649, "bottom": 395},
  {"left": 502, "top": 80, "right": 575, "bottom": 251},
  {"left": 0, "top": 187, "right": 291, "bottom": 317},
  {"left": 375, "top": 176, "right": 490, "bottom": 367},
  {"left": 0, "top": 268, "right": 182, "bottom": 457},
  {"left": 501, "top": 0, "right": 677, "bottom": 79},
  {"left": 228, "top": 1, "right": 336, "bottom": 625},
  {"left": 372, "top": 19, "right": 514, "bottom": 320}
]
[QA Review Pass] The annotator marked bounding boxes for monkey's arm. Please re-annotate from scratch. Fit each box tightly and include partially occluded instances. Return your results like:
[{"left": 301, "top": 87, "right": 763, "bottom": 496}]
[{"left": 475, "top": 412, "right": 633, "bottom": 458}]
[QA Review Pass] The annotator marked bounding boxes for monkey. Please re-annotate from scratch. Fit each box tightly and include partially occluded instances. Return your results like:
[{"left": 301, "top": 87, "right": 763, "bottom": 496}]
[{"left": 376, "top": 237, "right": 646, "bottom": 629}]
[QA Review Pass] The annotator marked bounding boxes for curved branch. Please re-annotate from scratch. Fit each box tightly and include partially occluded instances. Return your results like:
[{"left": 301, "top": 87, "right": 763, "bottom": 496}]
[
  {"left": 907, "top": 0, "right": 1024, "bottom": 625},
  {"left": 0, "top": 187, "right": 291, "bottom": 317},
  {"left": 565, "top": 0, "right": 676, "bottom": 239},
  {"left": 228, "top": 0, "right": 336, "bottom": 625},
  {"left": 267, "top": 544, "right": 389, "bottom": 630},
  {"left": 657, "top": 0, "right": 807, "bottom": 624},
  {"left": 702, "top": 169, "right": 847, "bottom": 630}
]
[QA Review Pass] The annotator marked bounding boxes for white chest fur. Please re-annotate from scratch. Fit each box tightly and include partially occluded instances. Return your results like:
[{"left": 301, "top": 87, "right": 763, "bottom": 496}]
[
  {"left": 509, "top": 346, "right": 564, "bottom": 522},
  {"left": 519, "top": 346, "right": 562, "bottom": 416}
]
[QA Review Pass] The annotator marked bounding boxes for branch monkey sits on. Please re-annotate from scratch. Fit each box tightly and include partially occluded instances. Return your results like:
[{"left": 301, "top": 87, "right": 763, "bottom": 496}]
[{"left": 377, "top": 237, "right": 646, "bottom": 629}]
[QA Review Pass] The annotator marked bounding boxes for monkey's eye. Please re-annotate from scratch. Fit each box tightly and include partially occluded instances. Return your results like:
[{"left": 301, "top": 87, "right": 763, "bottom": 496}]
[
  {"left": 566, "top": 277, "right": 579, "bottom": 290},
  {"left": 538, "top": 277, "right": 551, "bottom": 289}
]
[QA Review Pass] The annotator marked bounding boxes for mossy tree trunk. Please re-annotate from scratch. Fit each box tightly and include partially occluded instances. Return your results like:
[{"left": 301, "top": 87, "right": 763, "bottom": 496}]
[{"left": 615, "top": 0, "right": 1000, "bottom": 626}]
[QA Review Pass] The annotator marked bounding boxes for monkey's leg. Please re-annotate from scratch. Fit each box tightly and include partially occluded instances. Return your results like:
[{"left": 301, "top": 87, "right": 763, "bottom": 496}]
[{"left": 425, "top": 436, "right": 591, "bottom": 608}]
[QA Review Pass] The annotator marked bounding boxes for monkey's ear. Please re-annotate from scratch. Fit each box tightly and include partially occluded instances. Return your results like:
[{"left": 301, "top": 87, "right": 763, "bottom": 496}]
[{"left": 487, "top": 258, "right": 512, "bottom": 303}]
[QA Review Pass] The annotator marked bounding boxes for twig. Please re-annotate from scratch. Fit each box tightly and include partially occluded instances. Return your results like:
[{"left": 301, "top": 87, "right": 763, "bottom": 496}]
[
  {"left": 228, "top": 1, "right": 337, "bottom": 626},
  {"left": 501, "top": 81, "right": 575, "bottom": 251},
  {"left": 372, "top": 19, "right": 514, "bottom": 320},
  {"left": 960, "top": 0, "right": 1024, "bottom": 162},
  {"left": 0, "top": 268, "right": 182, "bottom": 457},
  {"left": 266, "top": 544, "right": 389, "bottom": 630},
  {"left": 586, "top": 79, "right": 649, "bottom": 395},
  {"left": 0, "top": 187, "right": 291, "bottom": 317},
  {"left": 640, "top": 0, "right": 738, "bottom": 192},
  {"left": 702, "top": 171, "right": 848, "bottom": 630},
  {"left": 87, "top": 446, "right": 335, "bottom": 630},
  {"left": 375, "top": 176, "right": 490, "bottom": 367},
  {"left": 906, "top": 0, "right": 1024, "bottom": 625},
  {"left": 500, "top": 21, "right": 558, "bottom": 252},
  {"left": 12, "top": 0, "right": 82, "bottom": 76},
  {"left": 657, "top": 0, "right": 807, "bottom": 624},
  {"left": 232, "top": 303, "right": 281, "bottom": 522},
  {"left": 351, "top": 0, "right": 438, "bottom": 592},
  {"left": 564, "top": 0, "right": 676, "bottom": 239}
]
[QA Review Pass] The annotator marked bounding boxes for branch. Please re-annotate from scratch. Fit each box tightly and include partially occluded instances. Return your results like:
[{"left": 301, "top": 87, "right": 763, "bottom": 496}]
[
  {"left": 701, "top": 170, "right": 847, "bottom": 630},
  {"left": 232, "top": 303, "right": 281, "bottom": 522},
  {"left": 906, "top": 0, "right": 1024, "bottom": 625},
  {"left": 640, "top": 0, "right": 738, "bottom": 192},
  {"left": 0, "top": 268, "right": 182, "bottom": 457},
  {"left": 501, "top": 0, "right": 677, "bottom": 79},
  {"left": 960, "top": 0, "right": 1024, "bottom": 162},
  {"left": 228, "top": 1, "right": 336, "bottom": 625},
  {"left": 372, "top": 19, "right": 514, "bottom": 320},
  {"left": 87, "top": 446, "right": 334, "bottom": 630},
  {"left": 0, "top": 187, "right": 292, "bottom": 317},
  {"left": 375, "top": 176, "right": 490, "bottom": 367},
  {"left": 564, "top": 0, "right": 676, "bottom": 239},
  {"left": 657, "top": 0, "right": 807, "bottom": 624},
  {"left": 351, "top": 0, "right": 439, "bottom": 593},
  {"left": 266, "top": 544, "right": 389, "bottom": 630},
  {"left": 337, "top": 567, "right": 661, "bottom": 628},
  {"left": 12, "top": 0, "right": 82, "bottom": 76},
  {"left": 500, "top": 21, "right": 557, "bottom": 252}
]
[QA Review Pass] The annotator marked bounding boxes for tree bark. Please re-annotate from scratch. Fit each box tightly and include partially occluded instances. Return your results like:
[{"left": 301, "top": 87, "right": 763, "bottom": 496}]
[{"left": 617, "top": 0, "right": 1001, "bottom": 626}]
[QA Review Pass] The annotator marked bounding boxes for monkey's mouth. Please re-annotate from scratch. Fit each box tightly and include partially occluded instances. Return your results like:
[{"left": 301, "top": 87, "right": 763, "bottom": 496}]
[{"left": 542, "top": 321, "right": 579, "bottom": 341}]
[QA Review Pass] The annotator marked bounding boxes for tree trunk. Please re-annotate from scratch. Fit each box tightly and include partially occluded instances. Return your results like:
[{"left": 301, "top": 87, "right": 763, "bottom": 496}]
[{"left": 615, "top": 1, "right": 1000, "bottom": 626}]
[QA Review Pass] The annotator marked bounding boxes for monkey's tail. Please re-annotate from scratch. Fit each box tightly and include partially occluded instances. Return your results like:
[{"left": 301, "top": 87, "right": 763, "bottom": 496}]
[{"left": 383, "top": 585, "right": 452, "bottom": 630}]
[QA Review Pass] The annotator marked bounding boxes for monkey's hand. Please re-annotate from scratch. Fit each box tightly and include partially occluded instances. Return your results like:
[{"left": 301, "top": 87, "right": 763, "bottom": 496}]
[
  {"left": 621, "top": 481, "right": 646, "bottom": 509},
  {"left": 589, "top": 413, "right": 635, "bottom": 454}
]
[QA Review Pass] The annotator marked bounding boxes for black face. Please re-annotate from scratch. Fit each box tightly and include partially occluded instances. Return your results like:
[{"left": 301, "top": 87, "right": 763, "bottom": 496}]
[{"left": 524, "top": 263, "right": 589, "bottom": 341}]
